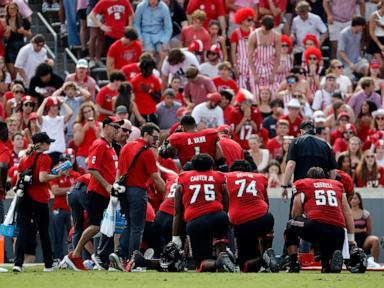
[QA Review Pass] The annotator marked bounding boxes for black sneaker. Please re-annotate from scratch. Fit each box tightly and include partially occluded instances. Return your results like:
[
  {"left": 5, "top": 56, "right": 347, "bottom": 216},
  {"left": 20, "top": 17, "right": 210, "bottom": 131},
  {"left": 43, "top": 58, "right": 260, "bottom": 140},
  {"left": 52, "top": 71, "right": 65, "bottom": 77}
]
[
  {"left": 216, "top": 252, "right": 235, "bottom": 272},
  {"left": 329, "top": 250, "right": 343, "bottom": 273},
  {"left": 263, "top": 248, "right": 280, "bottom": 273}
]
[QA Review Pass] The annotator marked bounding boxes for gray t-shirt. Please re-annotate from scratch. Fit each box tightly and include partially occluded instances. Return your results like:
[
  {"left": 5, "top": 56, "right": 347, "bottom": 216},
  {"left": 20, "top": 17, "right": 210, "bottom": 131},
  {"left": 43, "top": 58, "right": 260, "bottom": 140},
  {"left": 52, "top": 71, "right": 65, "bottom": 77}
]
[{"left": 156, "top": 101, "right": 182, "bottom": 130}]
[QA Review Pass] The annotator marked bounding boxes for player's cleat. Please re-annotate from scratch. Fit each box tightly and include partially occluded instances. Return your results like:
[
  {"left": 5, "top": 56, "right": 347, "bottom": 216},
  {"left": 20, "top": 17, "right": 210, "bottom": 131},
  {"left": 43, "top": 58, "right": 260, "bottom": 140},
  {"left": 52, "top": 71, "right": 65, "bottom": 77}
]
[
  {"left": 329, "top": 250, "right": 343, "bottom": 273},
  {"left": 263, "top": 248, "right": 280, "bottom": 273},
  {"left": 0, "top": 267, "right": 8, "bottom": 273},
  {"left": 91, "top": 253, "right": 106, "bottom": 270},
  {"left": 83, "top": 260, "right": 94, "bottom": 270},
  {"left": 144, "top": 248, "right": 155, "bottom": 260},
  {"left": 279, "top": 255, "right": 290, "bottom": 271},
  {"left": 216, "top": 252, "right": 235, "bottom": 272},
  {"left": 43, "top": 267, "right": 54, "bottom": 272},
  {"left": 125, "top": 250, "right": 147, "bottom": 272},
  {"left": 12, "top": 266, "right": 22, "bottom": 273},
  {"left": 288, "top": 260, "right": 300, "bottom": 273},
  {"left": 109, "top": 253, "right": 125, "bottom": 272},
  {"left": 63, "top": 252, "right": 86, "bottom": 271}
]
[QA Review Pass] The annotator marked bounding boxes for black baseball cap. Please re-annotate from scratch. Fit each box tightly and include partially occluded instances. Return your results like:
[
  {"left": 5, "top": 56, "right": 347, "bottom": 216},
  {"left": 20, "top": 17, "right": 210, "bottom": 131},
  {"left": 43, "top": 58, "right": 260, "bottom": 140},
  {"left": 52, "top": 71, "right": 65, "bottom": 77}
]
[
  {"left": 32, "top": 132, "right": 55, "bottom": 144},
  {"left": 300, "top": 120, "right": 314, "bottom": 130},
  {"left": 102, "top": 116, "right": 124, "bottom": 127}
]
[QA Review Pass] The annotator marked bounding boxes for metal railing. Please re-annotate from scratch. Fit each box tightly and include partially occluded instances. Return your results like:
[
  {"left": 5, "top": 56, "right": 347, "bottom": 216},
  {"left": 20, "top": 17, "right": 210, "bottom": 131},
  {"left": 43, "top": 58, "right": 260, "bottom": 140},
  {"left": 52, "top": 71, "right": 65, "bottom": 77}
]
[{"left": 37, "top": 12, "right": 58, "bottom": 60}]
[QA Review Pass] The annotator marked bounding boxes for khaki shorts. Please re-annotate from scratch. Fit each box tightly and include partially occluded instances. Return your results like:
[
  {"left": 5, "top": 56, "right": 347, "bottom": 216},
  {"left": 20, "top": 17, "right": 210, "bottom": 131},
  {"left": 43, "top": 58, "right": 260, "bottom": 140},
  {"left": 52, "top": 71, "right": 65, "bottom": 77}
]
[{"left": 87, "top": 14, "right": 102, "bottom": 28}]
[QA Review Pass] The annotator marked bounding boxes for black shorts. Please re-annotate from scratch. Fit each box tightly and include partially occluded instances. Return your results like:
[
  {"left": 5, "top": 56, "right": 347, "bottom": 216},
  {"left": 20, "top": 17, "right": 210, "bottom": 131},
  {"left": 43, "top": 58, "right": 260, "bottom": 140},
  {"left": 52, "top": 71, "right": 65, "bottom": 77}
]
[
  {"left": 154, "top": 211, "right": 173, "bottom": 244},
  {"left": 186, "top": 211, "right": 229, "bottom": 268},
  {"left": 234, "top": 212, "right": 274, "bottom": 267},
  {"left": 355, "top": 232, "right": 368, "bottom": 249},
  {"left": 87, "top": 191, "right": 109, "bottom": 226},
  {"left": 77, "top": 9, "right": 87, "bottom": 20},
  {"left": 367, "top": 36, "right": 384, "bottom": 55}
]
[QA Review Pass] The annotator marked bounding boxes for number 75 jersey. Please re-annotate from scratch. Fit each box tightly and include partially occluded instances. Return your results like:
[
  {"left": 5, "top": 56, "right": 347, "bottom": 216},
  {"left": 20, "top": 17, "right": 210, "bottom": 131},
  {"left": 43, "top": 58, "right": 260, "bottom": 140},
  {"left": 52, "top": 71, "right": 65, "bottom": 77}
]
[
  {"left": 178, "top": 170, "right": 226, "bottom": 223},
  {"left": 293, "top": 178, "right": 346, "bottom": 228},
  {"left": 226, "top": 172, "right": 269, "bottom": 225}
]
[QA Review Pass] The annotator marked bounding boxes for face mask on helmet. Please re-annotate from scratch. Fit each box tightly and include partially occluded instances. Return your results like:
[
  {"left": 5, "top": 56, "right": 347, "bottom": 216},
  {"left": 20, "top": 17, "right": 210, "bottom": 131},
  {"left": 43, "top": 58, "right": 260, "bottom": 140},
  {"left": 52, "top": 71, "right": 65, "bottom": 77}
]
[
  {"left": 160, "top": 242, "right": 185, "bottom": 272},
  {"left": 347, "top": 246, "right": 367, "bottom": 273}
]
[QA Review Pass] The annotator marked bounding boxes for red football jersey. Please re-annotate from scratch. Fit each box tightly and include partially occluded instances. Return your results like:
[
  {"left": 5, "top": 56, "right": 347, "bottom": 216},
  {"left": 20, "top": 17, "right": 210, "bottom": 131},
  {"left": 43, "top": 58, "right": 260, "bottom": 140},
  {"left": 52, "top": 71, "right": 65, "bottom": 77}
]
[
  {"left": 178, "top": 170, "right": 225, "bottom": 222},
  {"left": 169, "top": 128, "right": 219, "bottom": 166},
  {"left": 87, "top": 138, "right": 119, "bottom": 198},
  {"left": 336, "top": 169, "right": 354, "bottom": 195},
  {"left": 159, "top": 176, "right": 178, "bottom": 216},
  {"left": 293, "top": 178, "right": 346, "bottom": 228},
  {"left": 218, "top": 136, "right": 244, "bottom": 167},
  {"left": 226, "top": 172, "right": 268, "bottom": 225},
  {"left": 229, "top": 106, "right": 263, "bottom": 149}
]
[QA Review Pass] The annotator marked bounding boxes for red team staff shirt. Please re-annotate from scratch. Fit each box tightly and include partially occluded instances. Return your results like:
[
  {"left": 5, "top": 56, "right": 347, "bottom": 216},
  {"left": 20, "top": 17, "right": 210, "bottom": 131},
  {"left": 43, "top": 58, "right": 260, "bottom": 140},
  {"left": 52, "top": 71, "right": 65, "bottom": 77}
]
[
  {"left": 92, "top": 0, "right": 134, "bottom": 39},
  {"left": 178, "top": 170, "right": 226, "bottom": 222},
  {"left": 18, "top": 152, "right": 51, "bottom": 203},
  {"left": 87, "top": 138, "right": 119, "bottom": 198},
  {"left": 50, "top": 170, "right": 81, "bottom": 211},
  {"left": 96, "top": 86, "right": 118, "bottom": 121},
  {"left": 169, "top": 128, "right": 219, "bottom": 167},
  {"left": 107, "top": 39, "right": 143, "bottom": 70},
  {"left": 226, "top": 172, "right": 269, "bottom": 225},
  {"left": 119, "top": 138, "right": 159, "bottom": 189},
  {"left": 130, "top": 74, "right": 162, "bottom": 115},
  {"left": 293, "top": 178, "right": 346, "bottom": 228}
]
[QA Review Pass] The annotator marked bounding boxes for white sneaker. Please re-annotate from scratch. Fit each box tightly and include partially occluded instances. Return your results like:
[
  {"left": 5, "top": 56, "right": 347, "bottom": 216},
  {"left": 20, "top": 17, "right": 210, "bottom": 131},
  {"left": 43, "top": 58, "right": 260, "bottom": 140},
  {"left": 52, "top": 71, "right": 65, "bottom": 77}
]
[
  {"left": 83, "top": 260, "right": 94, "bottom": 270},
  {"left": 0, "top": 267, "right": 8, "bottom": 272},
  {"left": 91, "top": 253, "right": 106, "bottom": 270},
  {"left": 12, "top": 266, "right": 22, "bottom": 273},
  {"left": 43, "top": 267, "right": 54, "bottom": 272},
  {"left": 367, "top": 257, "right": 381, "bottom": 268}
]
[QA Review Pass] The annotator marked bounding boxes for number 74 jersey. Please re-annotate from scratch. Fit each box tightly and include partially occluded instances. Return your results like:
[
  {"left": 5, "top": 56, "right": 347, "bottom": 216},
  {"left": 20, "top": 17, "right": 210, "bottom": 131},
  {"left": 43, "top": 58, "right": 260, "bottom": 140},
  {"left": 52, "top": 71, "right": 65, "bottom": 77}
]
[{"left": 293, "top": 178, "right": 346, "bottom": 228}]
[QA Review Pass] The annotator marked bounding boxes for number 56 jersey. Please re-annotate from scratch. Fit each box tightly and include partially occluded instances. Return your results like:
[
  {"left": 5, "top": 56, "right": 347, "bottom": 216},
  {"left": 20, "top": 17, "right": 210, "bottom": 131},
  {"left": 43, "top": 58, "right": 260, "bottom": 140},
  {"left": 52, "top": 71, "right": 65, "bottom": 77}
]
[
  {"left": 226, "top": 172, "right": 269, "bottom": 225},
  {"left": 293, "top": 178, "right": 346, "bottom": 228},
  {"left": 178, "top": 170, "right": 226, "bottom": 223}
]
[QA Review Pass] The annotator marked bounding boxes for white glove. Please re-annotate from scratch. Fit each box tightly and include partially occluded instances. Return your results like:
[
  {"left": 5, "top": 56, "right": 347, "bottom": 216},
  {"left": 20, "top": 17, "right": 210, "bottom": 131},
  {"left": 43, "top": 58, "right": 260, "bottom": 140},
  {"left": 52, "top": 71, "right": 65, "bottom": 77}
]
[{"left": 172, "top": 236, "right": 182, "bottom": 248}]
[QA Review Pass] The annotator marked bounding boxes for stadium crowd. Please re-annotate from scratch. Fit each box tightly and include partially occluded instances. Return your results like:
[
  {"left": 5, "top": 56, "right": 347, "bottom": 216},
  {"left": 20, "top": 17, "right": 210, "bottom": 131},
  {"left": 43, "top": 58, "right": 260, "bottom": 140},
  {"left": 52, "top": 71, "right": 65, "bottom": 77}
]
[{"left": 0, "top": 0, "right": 383, "bottom": 274}]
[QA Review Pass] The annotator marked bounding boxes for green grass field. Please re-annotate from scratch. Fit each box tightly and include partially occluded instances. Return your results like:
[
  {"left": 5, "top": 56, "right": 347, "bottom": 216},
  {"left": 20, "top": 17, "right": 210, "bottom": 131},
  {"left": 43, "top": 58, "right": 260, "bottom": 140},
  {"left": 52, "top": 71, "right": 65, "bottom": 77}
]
[{"left": 0, "top": 268, "right": 383, "bottom": 288}]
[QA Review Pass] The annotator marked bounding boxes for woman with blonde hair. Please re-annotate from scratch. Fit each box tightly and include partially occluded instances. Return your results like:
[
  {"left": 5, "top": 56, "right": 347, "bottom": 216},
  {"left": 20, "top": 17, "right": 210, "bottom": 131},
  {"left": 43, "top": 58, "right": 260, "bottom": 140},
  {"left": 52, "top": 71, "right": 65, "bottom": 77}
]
[
  {"left": 321, "top": 59, "right": 353, "bottom": 96},
  {"left": 72, "top": 102, "right": 101, "bottom": 170},
  {"left": 354, "top": 149, "right": 384, "bottom": 187}
]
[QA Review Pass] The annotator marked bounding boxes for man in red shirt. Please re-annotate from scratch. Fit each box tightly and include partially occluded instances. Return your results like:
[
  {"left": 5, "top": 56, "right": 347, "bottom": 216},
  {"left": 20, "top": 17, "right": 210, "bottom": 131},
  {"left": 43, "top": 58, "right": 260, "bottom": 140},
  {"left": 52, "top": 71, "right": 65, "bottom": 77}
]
[
  {"left": 109, "top": 123, "right": 165, "bottom": 271},
  {"left": 229, "top": 89, "right": 263, "bottom": 149},
  {"left": 281, "top": 98, "right": 302, "bottom": 137},
  {"left": 96, "top": 71, "right": 126, "bottom": 121},
  {"left": 121, "top": 52, "right": 154, "bottom": 82},
  {"left": 173, "top": 153, "right": 233, "bottom": 272},
  {"left": 213, "top": 62, "right": 239, "bottom": 93},
  {"left": 106, "top": 27, "right": 142, "bottom": 76},
  {"left": 219, "top": 89, "right": 236, "bottom": 125},
  {"left": 259, "top": 0, "right": 288, "bottom": 27},
  {"left": 187, "top": 0, "right": 226, "bottom": 32},
  {"left": 181, "top": 10, "right": 211, "bottom": 52},
  {"left": 226, "top": 160, "right": 278, "bottom": 272},
  {"left": 0, "top": 121, "right": 12, "bottom": 223},
  {"left": 130, "top": 58, "right": 162, "bottom": 124},
  {"left": 89, "top": 0, "right": 134, "bottom": 49},
  {"left": 285, "top": 167, "right": 356, "bottom": 273},
  {"left": 266, "top": 119, "right": 289, "bottom": 159},
  {"left": 64, "top": 116, "right": 123, "bottom": 271},
  {"left": 163, "top": 115, "right": 226, "bottom": 171}
]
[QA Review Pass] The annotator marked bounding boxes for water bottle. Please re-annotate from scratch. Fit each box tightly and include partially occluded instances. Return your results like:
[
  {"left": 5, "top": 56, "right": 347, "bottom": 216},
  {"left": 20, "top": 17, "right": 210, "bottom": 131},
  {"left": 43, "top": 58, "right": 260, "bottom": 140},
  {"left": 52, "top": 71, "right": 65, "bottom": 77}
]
[{"left": 51, "top": 160, "right": 72, "bottom": 175}]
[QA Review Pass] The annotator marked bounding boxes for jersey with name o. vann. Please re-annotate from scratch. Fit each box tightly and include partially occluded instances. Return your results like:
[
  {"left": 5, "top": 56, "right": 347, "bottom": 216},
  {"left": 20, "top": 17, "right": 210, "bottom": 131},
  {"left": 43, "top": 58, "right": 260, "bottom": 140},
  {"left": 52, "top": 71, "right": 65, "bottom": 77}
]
[
  {"left": 159, "top": 176, "right": 178, "bottom": 216},
  {"left": 169, "top": 128, "right": 218, "bottom": 166},
  {"left": 294, "top": 178, "right": 346, "bottom": 228},
  {"left": 226, "top": 172, "right": 268, "bottom": 225},
  {"left": 178, "top": 170, "right": 225, "bottom": 222}
]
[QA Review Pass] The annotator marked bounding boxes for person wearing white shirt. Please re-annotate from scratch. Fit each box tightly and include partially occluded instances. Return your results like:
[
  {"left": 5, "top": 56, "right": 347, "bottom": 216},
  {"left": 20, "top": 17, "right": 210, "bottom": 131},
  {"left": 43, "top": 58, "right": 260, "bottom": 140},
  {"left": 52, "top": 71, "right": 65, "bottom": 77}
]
[
  {"left": 200, "top": 45, "right": 221, "bottom": 78},
  {"left": 312, "top": 74, "right": 338, "bottom": 111},
  {"left": 191, "top": 92, "right": 224, "bottom": 130}
]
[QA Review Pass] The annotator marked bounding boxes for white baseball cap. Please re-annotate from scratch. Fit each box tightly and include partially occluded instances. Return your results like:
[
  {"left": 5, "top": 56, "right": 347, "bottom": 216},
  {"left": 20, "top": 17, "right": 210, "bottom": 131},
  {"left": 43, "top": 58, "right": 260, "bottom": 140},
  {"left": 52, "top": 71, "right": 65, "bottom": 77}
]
[{"left": 76, "top": 59, "right": 88, "bottom": 69}]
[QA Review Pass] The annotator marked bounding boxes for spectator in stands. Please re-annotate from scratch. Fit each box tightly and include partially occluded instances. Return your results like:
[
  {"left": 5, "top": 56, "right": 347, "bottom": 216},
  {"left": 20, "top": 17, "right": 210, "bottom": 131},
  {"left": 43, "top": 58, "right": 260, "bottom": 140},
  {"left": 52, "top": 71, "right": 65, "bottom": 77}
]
[
  {"left": 279, "top": 135, "right": 295, "bottom": 172},
  {"left": 266, "top": 159, "right": 282, "bottom": 187},
  {"left": 247, "top": 134, "right": 269, "bottom": 172},
  {"left": 258, "top": 87, "right": 272, "bottom": 119},
  {"left": 291, "top": 1, "right": 328, "bottom": 64},
  {"left": 230, "top": 7, "right": 255, "bottom": 91},
  {"left": 161, "top": 48, "right": 200, "bottom": 89},
  {"left": 112, "top": 119, "right": 132, "bottom": 155},
  {"left": 259, "top": 0, "right": 287, "bottom": 29},
  {"left": 73, "top": 102, "right": 101, "bottom": 170},
  {"left": 348, "top": 77, "right": 381, "bottom": 116},
  {"left": 277, "top": 35, "right": 293, "bottom": 84},
  {"left": 13, "top": 0, "right": 33, "bottom": 22},
  {"left": 18, "top": 95, "right": 36, "bottom": 130},
  {"left": 350, "top": 192, "right": 381, "bottom": 265},
  {"left": 262, "top": 98, "right": 284, "bottom": 138},
  {"left": 77, "top": 0, "right": 88, "bottom": 58},
  {"left": 375, "top": 140, "right": 384, "bottom": 167},
  {"left": 65, "top": 59, "right": 97, "bottom": 100},
  {"left": 0, "top": 121, "right": 11, "bottom": 223},
  {"left": 226, "top": 0, "right": 259, "bottom": 34},
  {"left": 133, "top": 0, "right": 172, "bottom": 59},
  {"left": 4, "top": 2, "right": 32, "bottom": 80},
  {"left": 356, "top": 100, "right": 377, "bottom": 142},
  {"left": 212, "top": 61, "right": 238, "bottom": 94},
  {"left": 36, "top": 96, "right": 73, "bottom": 166},
  {"left": 323, "top": 0, "right": 365, "bottom": 59},
  {"left": 266, "top": 118, "right": 290, "bottom": 160},
  {"left": 14, "top": 34, "right": 49, "bottom": 87},
  {"left": 183, "top": 65, "right": 216, "bottom": 108},
  {"left": 0, "top": 56, "right": 11, "bottom": 94},
  {"left": 130, "top": 58, "right": 162, "bottom": 124},
  {"left": 28, "top": 63, "right": 64, "bottom": 104},
  {"left": 181, "top": 10, "right": 211, "bottom": 52},
  {"left": 200, "top": 44, "right": 221, "bottom": 78},
  {"left": 163, "top": 0, "right": 187, "bottom": 47},
  {"left": 106, "top": 27, "right": 142, "bottom": 76},
  {"left": 338, "top": 16, "right": 368, "bottom": 79},
  {"left": 338, "top": 154, "right": 352, "bottom": 175},
  {"left": 191, "top": 92, "right": 224, "bottom": 129},
  {"left": 303, "top": 47, "right": 323, "bottom": 96},
  {"left": 95, "top": 71, "right": 125, "bottom": 121},
  {"left": 89, "top": 0, "right": 134, "bottom": 50},
  {"left": 340, "top": 136, "right": 363, "bottom": 173},
  {"left": 355, "top": 150, "right": 384, "bottom": 187},
  {"left": 86, "top": 0, "right": 103, "bottom": 68},
  {"left": 208, "top": 20, "right": 227, "bottom": 61},
  {"left": 219, "top": 88, "right": 235, "bottom": 124},
  {"left": 51, "top": 81, "right": 91, "bottom": 143},
  {"left": 312, "top": 73, "right": 338, "bottom": 111},
  {"left": 333, "top": 123, "right": 357, "bottom": 157},
  {"left": 156, "top": 88, "right": 181, "bottom": 131},
  {"left": 5, "top": 82, "right": 24, "bottom": 116},
  {"left": 321, "top": 59, "right": 353, "bottom": 96},
  {"left": 367, "top": 1, "right": 384, "bottom": 64},
  {"left": 356, "top": 61, "right": 384, "bottom": 96},
  {"left": 186, "top": 0, "right": 226, "bottom": 32},
  {"left": 281, "top": 98, "right": 303, "bottom": 137}
]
